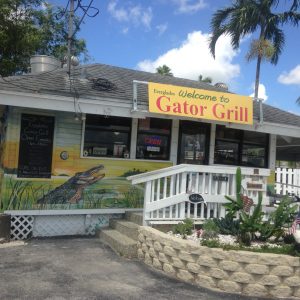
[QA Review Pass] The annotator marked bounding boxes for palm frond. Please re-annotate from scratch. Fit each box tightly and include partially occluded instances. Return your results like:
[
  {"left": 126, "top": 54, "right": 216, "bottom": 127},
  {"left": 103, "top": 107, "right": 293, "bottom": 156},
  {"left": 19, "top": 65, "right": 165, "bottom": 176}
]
[
  {"left": 270, "top": 27, "right": 284, "bottom": 64},
  {"left": 290, "top": 0, "right": 300, "bottom": 11},
  {"left": 279, "top": 11, "right": 300, "bottom": 26},
  {"left": 210, "top": 7, "right": 235, "bottom": 31},
  {"left": 209, "top": 27, "right": 228, "bottom": 58}
]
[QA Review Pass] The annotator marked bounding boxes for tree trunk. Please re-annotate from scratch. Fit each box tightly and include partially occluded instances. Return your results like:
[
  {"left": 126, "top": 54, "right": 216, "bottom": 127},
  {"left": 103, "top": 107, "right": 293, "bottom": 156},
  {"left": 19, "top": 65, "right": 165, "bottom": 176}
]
[
  {"left": 254, "top": 54, "right": 262, "bottom": 99},
  {"left": 254, "top": 24, "right": 265, "bottom": 100}
]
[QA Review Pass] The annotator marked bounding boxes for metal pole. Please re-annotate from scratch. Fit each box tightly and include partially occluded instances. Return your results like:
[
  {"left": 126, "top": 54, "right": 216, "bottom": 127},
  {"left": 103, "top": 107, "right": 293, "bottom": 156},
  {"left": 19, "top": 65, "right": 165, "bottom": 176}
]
[
  {"left": 259, "top": 98, "right": 264, "bottom": 125},
  {"left": 67, "top": 0, "right": 74, "bottom": 74}
]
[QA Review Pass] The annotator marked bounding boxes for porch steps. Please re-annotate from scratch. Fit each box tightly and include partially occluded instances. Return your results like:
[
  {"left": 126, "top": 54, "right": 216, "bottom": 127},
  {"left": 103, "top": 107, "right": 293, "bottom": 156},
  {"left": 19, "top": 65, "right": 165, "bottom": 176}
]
[
  {"left": 99, "top": 229, "right": 138, "bottom": 258},
  {"left": 125, "top": 211, "right": 143, "bottom": 225},
  {"left": 99, "top": 211, "right": 143, "bottom": 258},
  {"left": 109, "top": 219, "right": 139, "bottom": 240}
]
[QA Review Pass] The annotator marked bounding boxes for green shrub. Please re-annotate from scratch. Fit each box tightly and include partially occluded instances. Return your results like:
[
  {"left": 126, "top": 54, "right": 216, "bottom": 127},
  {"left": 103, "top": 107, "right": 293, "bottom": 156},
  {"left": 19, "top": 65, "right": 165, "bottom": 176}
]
[
  {"left": 266, "top": 197, "right": 297, "bottom": 241},
  {"left": 223, "top": 167, "right": 244, "bottom": 218},
  {"left": 214, "top": 215, "right": 240, "bottom": 236},
  {"left": 201, "top": 239, "right": 220, "bottom": 248},
  {"left": 201, "top": 219, "right": 220, "bottom": 239},
  {"left": 238, "top": 192, "right": 264, "bottom": 245},
  {"left": 173, "top": 218, "right": 194, "bottom": 238}
]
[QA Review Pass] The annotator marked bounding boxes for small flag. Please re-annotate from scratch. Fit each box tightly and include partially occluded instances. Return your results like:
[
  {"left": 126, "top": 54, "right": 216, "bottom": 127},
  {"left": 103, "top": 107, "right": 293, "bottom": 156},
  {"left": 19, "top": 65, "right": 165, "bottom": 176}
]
[
  {"left": 241, "top": 195, "right": 254, "bottom": 213},
  {"left": 288, "top": 211, "right": 300, "bottom": 235}
]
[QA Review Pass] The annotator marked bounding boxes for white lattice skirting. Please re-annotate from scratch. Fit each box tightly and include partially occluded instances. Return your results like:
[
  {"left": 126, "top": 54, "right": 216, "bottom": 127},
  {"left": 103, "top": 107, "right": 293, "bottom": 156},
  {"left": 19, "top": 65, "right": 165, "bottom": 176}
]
[
  {"left": 11, "top": 215, "right": 34, "bottom": 240},
  {"left": 5, "top": 209, "right": 131, "bottom": 240}
]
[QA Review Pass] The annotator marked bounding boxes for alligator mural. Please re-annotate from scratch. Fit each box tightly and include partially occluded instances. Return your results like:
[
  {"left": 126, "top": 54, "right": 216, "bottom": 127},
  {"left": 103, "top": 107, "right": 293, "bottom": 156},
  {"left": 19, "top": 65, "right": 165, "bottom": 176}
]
[{"left": 37, "top": 165, "right": 105, "bottom": 205}]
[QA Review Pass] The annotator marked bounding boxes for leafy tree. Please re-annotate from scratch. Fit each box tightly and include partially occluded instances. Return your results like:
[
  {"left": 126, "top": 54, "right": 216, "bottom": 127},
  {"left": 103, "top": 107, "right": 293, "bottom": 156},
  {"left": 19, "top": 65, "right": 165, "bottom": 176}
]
[
  {"left": 0, "top": 0, "right": 88, "bottom": 76},
  {"left": 209, "top": 0, "right": 300, "bottom": 99},
  {"left": 156, "top": 64, "right": 173, "bottom": 76},
  {"left": 34, "top": 3, "right": 88, "bottom": 63},
  {"left": 199, "top": 74, "right": 212, "bottom": 83}
]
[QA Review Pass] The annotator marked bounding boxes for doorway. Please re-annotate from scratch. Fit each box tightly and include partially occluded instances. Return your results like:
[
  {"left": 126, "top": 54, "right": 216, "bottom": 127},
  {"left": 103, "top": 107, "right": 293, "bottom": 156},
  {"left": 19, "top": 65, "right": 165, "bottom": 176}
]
[{"left": 178, "top": 120, "right": 210, "bottom": 165}]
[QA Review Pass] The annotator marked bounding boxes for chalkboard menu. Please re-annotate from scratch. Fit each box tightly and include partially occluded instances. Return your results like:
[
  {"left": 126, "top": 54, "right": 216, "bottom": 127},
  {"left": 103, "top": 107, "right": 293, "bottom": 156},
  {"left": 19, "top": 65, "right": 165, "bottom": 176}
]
[{"left": 18, "top": 114, "right": 54, "bottom": 178}]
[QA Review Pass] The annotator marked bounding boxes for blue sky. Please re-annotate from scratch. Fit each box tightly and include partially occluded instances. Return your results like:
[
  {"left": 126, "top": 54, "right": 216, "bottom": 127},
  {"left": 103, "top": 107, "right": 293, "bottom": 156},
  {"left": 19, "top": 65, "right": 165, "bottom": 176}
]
[{"left": 51, "top": 0, "right": 300, "bottom": 115}]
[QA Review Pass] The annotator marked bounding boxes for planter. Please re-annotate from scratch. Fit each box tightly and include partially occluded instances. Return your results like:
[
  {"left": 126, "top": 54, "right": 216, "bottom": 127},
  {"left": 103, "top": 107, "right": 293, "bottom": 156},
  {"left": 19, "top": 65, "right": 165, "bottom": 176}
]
[
  {"left": 137, "top": 226, "right": 300, "bottom": 299},
  {"left": 0, "top": 214, "right": 11, "bottom": 242}
]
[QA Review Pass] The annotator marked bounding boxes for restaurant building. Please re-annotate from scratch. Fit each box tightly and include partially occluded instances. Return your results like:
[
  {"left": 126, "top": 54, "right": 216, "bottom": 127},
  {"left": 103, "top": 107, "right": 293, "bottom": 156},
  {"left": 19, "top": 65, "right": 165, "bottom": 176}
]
[{"left": 0, "top": 56, "right": 299, "bottom": 237}]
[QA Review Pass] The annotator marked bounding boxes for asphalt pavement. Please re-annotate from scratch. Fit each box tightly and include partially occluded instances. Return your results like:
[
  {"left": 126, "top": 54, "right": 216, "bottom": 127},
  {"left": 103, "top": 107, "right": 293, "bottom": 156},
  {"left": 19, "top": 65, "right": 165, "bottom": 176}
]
[{"left": 0, "top": 238, "right": 274, "bottom": 300}]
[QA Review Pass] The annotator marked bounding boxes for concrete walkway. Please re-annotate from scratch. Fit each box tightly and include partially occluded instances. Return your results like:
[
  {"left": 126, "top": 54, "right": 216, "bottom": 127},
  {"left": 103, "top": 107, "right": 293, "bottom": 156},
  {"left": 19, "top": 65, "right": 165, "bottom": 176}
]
[{"left": 0, "top": 238, "right": 272, "bottom": 300}]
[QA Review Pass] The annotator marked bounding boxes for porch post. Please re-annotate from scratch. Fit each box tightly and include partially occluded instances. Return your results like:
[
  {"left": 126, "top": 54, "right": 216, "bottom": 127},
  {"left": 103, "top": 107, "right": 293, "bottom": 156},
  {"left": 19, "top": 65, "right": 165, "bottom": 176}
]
[
  {"left": 268, "top": 134, "right": 277, "bottom": 170},
  {"left": 143, "top": 181, "right": 152, "bottom": 226},
  {"left": 130, "top": 118, "right": 138, "bottom": 159},
  {"left": 170, "top": 119, "right": 179, "bottom": 165},
  {"left": 209, "top": 124, "right": 216, "bottom": 165}
]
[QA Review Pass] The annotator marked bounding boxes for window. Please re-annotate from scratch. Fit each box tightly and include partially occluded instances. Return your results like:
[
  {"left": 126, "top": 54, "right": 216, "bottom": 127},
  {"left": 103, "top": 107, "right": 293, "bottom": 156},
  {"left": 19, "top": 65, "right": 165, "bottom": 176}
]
[
  {"left": 136, "top": 118, "right": 172, "bottom": 160},
  {"left": 214, "top": 126, "right": 268, "bottom": 168},
  {"left": 83, "top": 114, "right": 131, "bottom": 158},
  {"left": 215, "top": 140, "right": 239, "bottom": 165}
]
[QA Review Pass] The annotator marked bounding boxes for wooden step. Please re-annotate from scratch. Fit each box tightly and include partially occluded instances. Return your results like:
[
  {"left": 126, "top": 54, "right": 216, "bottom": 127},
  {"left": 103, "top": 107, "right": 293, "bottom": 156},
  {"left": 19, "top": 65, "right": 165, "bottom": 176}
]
[{"left": 99, "top": 229, "right": 137, "bottom": 258}]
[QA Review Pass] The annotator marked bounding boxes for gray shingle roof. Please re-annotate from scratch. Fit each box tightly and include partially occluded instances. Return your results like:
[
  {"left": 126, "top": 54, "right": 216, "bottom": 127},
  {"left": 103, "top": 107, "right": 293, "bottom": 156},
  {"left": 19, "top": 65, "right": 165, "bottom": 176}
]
[{"left": 0, "top": 63, "right": 300, "bottom": 128}]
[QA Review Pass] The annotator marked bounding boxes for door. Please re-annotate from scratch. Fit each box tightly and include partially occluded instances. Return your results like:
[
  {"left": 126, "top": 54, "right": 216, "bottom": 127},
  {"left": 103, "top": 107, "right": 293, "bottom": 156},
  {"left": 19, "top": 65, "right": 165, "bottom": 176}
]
[{"left": 178, "top": 120, "right": 210, "bottom": 165}]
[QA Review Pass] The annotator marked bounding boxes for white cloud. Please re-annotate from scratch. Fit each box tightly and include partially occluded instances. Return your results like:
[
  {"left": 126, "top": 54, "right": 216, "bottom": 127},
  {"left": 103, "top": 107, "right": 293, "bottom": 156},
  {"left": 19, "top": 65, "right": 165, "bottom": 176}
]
[
  {"left": 250, "top": 83, "right": 268, "bottom": 101},
  {"left": 173, "top": 0, "right": 207, "bottom": 14},
  {"left": 137, "top": 31, "right": 240, "bottom": 84},
  {"left": 107, "top": 1, "right": 152, "bottom": 29},
  {"left": 156, "top": 23, "right": 168, "bottom": 36},
  {"left": 278, "top": 65, "right": 300, "bottom": 85},
  {"left": 108, "top": 1, "right": 127, "bottom": 21},
  {"left": 122, "top": 27, "right": 129, "bottom": 35}
]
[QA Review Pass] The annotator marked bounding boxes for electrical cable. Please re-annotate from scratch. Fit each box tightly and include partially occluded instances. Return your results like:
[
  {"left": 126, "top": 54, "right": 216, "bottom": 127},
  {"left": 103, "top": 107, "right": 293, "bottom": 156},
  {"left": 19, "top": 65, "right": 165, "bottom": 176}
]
[
  {"left": 55, "top": 0, "right": 70, "bottom": 20},
  {"left": 68, "top": 72, "right": 82, "bottom": 117},
  {"left": 71, "top": 0, "right": 99, "bottom": 39}
]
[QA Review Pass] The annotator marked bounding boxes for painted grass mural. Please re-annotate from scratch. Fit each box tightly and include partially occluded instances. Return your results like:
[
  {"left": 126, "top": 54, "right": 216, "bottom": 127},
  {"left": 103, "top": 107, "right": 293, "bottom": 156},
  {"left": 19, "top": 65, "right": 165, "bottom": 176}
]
[
  {"left": 1, "top": 172, "right": 143, "bottom": 210},
  {"left": 0, "top": 161, "right": 170, "bottom": 211}
]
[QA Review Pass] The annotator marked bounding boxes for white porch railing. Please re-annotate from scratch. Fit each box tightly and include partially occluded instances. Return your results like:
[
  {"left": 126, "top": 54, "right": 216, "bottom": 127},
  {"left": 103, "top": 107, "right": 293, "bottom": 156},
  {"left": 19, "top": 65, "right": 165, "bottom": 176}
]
[
  {"left": 128, "top": 164, "right": 270, "bottom": 225},
  {"left": 275, "top": 168, "right": 300, "bottom": 196}
]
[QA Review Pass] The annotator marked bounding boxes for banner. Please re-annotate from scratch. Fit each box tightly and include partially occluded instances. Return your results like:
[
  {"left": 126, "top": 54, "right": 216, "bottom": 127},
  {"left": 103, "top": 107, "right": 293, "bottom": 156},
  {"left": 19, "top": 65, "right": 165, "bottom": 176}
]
[{"left": 148, "top": 82, "right": 253, "bottom": 125}]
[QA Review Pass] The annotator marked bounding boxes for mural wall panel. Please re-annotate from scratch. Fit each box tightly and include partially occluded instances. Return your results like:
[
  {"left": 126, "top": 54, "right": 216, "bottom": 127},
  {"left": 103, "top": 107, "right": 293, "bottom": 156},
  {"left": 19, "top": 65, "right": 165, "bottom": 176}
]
[{"left": 0, "top": 108, "right": 172, "bottom": 211}]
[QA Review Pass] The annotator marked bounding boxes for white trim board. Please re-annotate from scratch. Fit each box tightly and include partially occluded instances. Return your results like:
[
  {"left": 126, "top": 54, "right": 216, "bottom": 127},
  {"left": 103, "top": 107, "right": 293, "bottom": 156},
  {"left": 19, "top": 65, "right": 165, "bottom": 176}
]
[
  {"left": 5, "top": 208, "right": 143, "bottom": 216},
  {"left": 1, "top": 89, "right": 300, "bottom": 138}
]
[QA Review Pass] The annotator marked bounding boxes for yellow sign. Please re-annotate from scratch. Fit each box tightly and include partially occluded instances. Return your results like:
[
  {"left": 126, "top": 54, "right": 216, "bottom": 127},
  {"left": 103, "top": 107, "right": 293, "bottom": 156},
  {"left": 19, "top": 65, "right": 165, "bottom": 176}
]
[{"left": 148, "top": 82, "right": 253, "bottom": 125}]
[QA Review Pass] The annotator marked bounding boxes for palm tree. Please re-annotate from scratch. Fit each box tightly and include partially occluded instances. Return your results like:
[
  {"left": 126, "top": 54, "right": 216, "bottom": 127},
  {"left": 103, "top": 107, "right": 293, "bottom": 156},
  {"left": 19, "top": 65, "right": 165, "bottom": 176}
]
[
  {"left": 199, "top": 74, "right": 212, "bottom": 83},
  {"left": 209, "top": 0, "right": 300, "bottom": 99},
  {"left": 156, "top": 65, "right": 173, "bottom": 76}
]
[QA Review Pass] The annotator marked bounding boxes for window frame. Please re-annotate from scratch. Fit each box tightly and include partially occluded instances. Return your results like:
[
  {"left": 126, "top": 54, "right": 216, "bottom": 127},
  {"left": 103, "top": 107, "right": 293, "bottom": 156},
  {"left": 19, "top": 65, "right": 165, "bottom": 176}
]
[
  {"left": 81, "top": 114, "right": 132, "bottom": 159},
  {"left": 135, "top": 117, "right": 172, "bottom": 161},
  {"left": 214, "top": 125, "right": 269, "bottom": 168}
]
